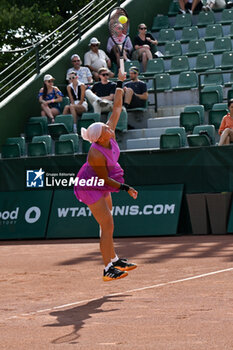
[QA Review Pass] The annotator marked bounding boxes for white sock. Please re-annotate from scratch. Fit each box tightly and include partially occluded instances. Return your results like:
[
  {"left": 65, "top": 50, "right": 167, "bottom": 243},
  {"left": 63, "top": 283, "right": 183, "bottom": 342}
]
[
  {"left": 111, "top": 255, "right": 119, "bottom": 263},
  {"left": 104, "top": 262, "right": 113, "bottom": 272},
  {"left": 73, "top": 124, "right": 77, "bottom": 133}
]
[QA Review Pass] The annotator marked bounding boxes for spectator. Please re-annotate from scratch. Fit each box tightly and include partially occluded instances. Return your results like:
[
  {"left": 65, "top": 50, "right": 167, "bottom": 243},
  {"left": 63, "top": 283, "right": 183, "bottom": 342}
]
[
  {"left": 85, "top": 67, "right": 116, "bottom": 115},
  {"left": 63, "top": 71, "right": 88, "bottom": 132},
  {"left": 84, "top": 37, "right": 115, "bottom": 81},
  {"left": 66, "top": 54, "right": 93, "bottom": 87},
  {"left": 38, "top": 74, "right": 63, "bottom": 123},
  {"left": 132, "top": 24, "right": 158, "bottom": 72},
  {"left": 123, "top": 66, "right": 148, "bottom": 109},
  {"left": 202, "top": 0, "right": 225, "bottom": 10},
  {"left": 178, "top": 0, "right": 203, "bottom": 14},
  {"left": 107, "top": 24, "right": 133, "bottom": 68},
  {"left": 218, "top": 100, "right": 233, "bottom": 146}
]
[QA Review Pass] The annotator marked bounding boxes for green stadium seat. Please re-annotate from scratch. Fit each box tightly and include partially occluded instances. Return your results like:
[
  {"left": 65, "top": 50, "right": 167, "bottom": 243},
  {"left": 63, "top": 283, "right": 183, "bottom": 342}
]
[
  {"left": 180, "top": 112, "right": 201, "bottom": 133},
  {"left": 107, "top": 109, "right": 128, "bottom": 132},
  {"left": 48, "top": 114, "right": 73, "bottom": 139},
  {"left": 173, "top": 71, "right": 198, "bottom": 91},
  {"left": 187, "top": 134, "right": 211, "bottom": 147},
  {"left": 184, "top": 105, "right": 205, "bottom": 123},
  {"left": 55, "top": 114, "right": 73, "bottom": 132},
  {"left": 143, "top": 58, "right": 165, "bottom": 77},
  {"left": 151, "top": 15, "right": 169, "bottom": 31},
  {"left": 55, "top": 140, "right": 75, "bottom": 155},
  {"left": 186, "top": 39, "right": 206, "bottom": 57},
  {"left": 193, "top": 125, "right": 215, "bottom": 145},
  {"left": 217, "top": 51, "right": 233, "bottom": 69},
  {"left": 59, "top": 96, "right": 70, "bottom": 112},
  {"left": 6, "top": 137, "right": 26, "bottom": 156},
  {"left": 202, "top": 69, "right": 223, "bottom": 87},
  {"left": 29, "top": 116, "right": 48, "bottom": 134},
  {"left": 81, "top": 112, "right": 100, "bottom": 122},
  {"left": 77, "top": 119, "right": 95, "bottom": 135},
  {"left": 28, "top": 142, "right": 48, "bottom": 157},
  {"left": 180, "top": 26, "right": 199, "bottom": 43},
  {"left": 200, "top": 85, "right": 223, "bottom": 110},
  {"left": 82, "top": 140, "right": 91, "bottom": 153},
  {"left": 158, "top": 28, "right": 176, "bottom": 45},
  {"left": 229, "top": 22, "right": 233, "bottom": 38},
  {"left": 197, "top": 11, "right": 215, "bottom": 27},
  {"left": 209, "top": 105, "right": 228, "bottom": 130},
  {"left": 210, "top": 37, "right": 232, "bottom": 54},
  {"left": 59, "top": 134, "right": 79, "bottom": 153},
  {"left": 165, "top": 127, "right": 187, "bottom": 147},
  {"left": 227, "top": 88, "right": 233, "bottom": 100},
  {"left": 174, "top": 13, "right": 192, "bottom": 29},
  {"left": 155, "top": 73, "right": 172, "bottom": 91},
  {"left": 219, "top": 9, "right": 233, "bottom": 24},
  {"left": 1, "top": 144, "right": 21, "bottom": 158},
  {"left": 164, "top": 41, "right": 182, "bottom": 58},
  {"left": 224, "top": 72, "right": 233, "bottom": 87},
  {"left": 25, "top": 122, "right": 44, "bottom": 141},
  {"left": 193, "top": 53, "right": 215, "bottom": 72},
  {"left": 32, "top": 135, "right": 52, "bottom": 154},
  {"left": 127, "top": 100, "right": 148, "bottom": 112},
  {"left": 160, "top": 133, "right": 182, "bottom": 149},
  {"left": 204, "top": 24, "right": 223, "bottom": 41},
  {"left": 168, "top": 1, "right": 180, "bottom": 16},
  {"left": 124, "top": 60, "right": 140, "bottom": 76},
  {"left": 168, "top": 56, "right": 190, "bottom": 74}
]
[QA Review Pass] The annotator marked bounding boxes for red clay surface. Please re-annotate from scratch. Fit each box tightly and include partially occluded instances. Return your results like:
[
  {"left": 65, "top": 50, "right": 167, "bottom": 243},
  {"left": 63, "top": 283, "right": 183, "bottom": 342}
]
[{"left": 1, "top": 235, "right": 233, "bottom": 350}]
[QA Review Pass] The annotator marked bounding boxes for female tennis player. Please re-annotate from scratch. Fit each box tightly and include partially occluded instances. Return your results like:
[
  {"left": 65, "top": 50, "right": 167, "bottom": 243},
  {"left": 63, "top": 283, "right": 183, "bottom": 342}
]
[{"left": 74, "top": 70, "right": 138, "bottom": 282}]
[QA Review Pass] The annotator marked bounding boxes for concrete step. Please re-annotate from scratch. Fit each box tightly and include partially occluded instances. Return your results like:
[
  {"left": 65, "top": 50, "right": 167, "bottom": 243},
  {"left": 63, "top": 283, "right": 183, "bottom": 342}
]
[
  {"left": 155, "top": 105, "right": 185, "bottom": 118},
  {"left": 126, "top": 127, "right": 167, "bottom": 139},
  {"left": 148, "top": 116, "right": 180, "bottom": 129},
  {"left": 126, "top": 137, "right": 160, "bottom": 150}
]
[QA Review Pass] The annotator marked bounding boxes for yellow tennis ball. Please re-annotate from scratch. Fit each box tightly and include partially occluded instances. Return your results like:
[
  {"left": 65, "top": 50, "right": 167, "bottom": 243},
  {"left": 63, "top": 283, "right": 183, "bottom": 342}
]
[{"left": 118, "top": 15, "right": 127, "bottom": 24}]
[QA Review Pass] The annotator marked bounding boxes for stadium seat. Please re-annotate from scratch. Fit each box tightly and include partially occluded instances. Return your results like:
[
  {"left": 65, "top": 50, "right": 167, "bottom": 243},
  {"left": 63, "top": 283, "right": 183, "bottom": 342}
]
[
  {"left": 165, "top": 127, "right": 187, "bottom": 147},
  {"left": 227, "top": 88, "right": 233, "bottom": 100},
  {"left": 28, "top": 141, "right": 48, "bottom": 157},
  {"left": 77, "top": 119, "right": 95, "bottom": 135},
  {"left": 107, "top": 109, "right": 128, "bottom": 132},
  {"left": 180, "top": 105, "right": 204, "bottom": 132},
  {"left": 55, "top": 140, "right": 75, "bottom": 155},
  {"left": 59, "top": 133, "right": 79, "bottom": 153},
  {"left": 127, "top": 101, "right": 148, "bottom": 113},
  {"left": 200, "top": 85, "right": 223, "bottom": 110},
  {"left": 168, "top": 0, "right": 180, "bottom": 16},
  {"left": 204, "top": 24, "right": 223, "bottom": 41},
  {"left": 202, "top": 69, "right": 223, "bottom": 87},
  {"left": 209, "top": 37, "right": 232, "bottom": 54},
  {"left": 124, "top": 60, "right": 140, "bottom": 76},
  {"left": 59, "top": 96, "right": 70, "bottom": 112},
  {"left": 1, "top": 144, "right": 21, "bottom": 158},
  {"left": 168, "top": 56, "right": 190, "bottom": 74},
  {"left": 197, "top": 11, "right": 215, "bottom": 27},
  {"left": 82, "top": 140, "right": 91, "bottom": 153},
  {"left": 217, "top": 51, "right": 233, "bottom": 69},
  {"left": 193, "top": 53, "right": 215, "bottom": 72},
  {"left": 174, "top": 13, "right": 192, "bottom": 29},
  {"left": 143, "top": 58, "right": 165, "bottom": 77},
  {"left": 173, "top": 71, "right": 198, "bottom": 90},
  {"left": 186, "top": 39, "right": 206, "bottom": 57},
  {"left": 32, "top": 135, "right": 52, "bottom": 154},
  {"left": 184, "top": 105, "right": 205, "bottom": 123},
  {"left": 193, "top": 125, "right": 215, "bottom": 145},
  {"left": 158, "top": 28, "right": 176, "bottom": 45},
  {"left": 164, "top": 41, "right": 182, "bottom": 58},
  {"left": 209, "top": 104, "right": 228, "bottom": 130},
  {"left": 180, "top": 26, "right": 199, "bottom": 43},
  {"left": 187, "top": 134, "right": 211, "bottom": 147},
  {"left": 151, "top": 15, "right": 169, "bottom": 31},
  {"left": 6, "top": 137, "right": 26, "bottom": 156},
  {"left": 48, "top": 114, "right": 73, "bottom": 139},
  {"left": 25, "top": 122, "right": 44, "bottom": 141},
  {"left": 219, "top": 9, "right": 233, "bottom": 24},
  {"left": 81, "top": 112, "right": 100, "bottom": 122},
  {"left": 160, "top": 133, "right": 182, "bottom": 149},
  {"left": 28, "top": 116, "right": 48, "bottom": 134},
  {"left": 229, "top": 22, "right": 233, "bottom": 38},
  {"left": 155, "top": 73, "right": 172, "bottom": 91}
]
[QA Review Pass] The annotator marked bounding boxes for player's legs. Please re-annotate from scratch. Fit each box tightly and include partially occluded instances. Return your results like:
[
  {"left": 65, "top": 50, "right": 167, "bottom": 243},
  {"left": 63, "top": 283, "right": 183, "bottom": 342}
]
[{"left": 105, "top": 194, "right": 116, "bottom": 260}]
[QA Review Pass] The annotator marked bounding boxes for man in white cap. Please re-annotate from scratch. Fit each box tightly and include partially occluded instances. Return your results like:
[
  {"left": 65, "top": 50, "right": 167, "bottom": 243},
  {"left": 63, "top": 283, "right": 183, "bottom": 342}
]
[
  {"left": 66, "top": 54, "right": 93, "bottom": 87},
  {"left": 84, "top": 37, "right": 114, "bottom": 81}
]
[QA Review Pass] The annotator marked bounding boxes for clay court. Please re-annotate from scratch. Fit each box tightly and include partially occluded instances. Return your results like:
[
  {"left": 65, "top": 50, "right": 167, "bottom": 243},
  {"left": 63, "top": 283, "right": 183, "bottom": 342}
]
[{"left": 1, "top": 235, "right": 233, "bottom": 350}]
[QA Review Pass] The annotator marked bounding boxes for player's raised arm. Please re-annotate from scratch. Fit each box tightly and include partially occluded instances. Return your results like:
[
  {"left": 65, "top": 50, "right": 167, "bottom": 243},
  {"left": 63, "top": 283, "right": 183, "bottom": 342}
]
[{"left": 107, "top": 70, "right": 126, "bottom": 131}]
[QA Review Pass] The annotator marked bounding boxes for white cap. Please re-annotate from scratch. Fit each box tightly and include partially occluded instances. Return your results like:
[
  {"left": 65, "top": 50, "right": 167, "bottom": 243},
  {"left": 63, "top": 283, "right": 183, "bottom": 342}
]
[
  {"left": 89, "top": 37, "right": 100, "bottom": 46},
  {"left": 71, "top": 54, "right": 81, "bottom": 61},
  {"left": 44, "top": 74, "right": 55, "bottom": 81}
]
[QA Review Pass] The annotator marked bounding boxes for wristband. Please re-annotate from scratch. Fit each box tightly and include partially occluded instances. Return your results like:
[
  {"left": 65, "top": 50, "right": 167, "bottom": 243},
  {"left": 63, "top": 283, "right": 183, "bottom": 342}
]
[
  {"left": 120, "top": 183, "right": 130, "bottom": 192},
  {"left": 116, "top": 80, "right": 123, "bottom": 89}
]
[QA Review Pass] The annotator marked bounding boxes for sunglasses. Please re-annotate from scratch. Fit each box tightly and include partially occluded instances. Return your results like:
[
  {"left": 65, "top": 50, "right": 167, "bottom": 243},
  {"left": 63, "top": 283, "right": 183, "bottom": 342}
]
[
  {"left": 72, "top": 60, "right": 80, "bottom": 62},
  {"left": 140, "top": 27, "right": 147, "bottom": 30},
  {"left": 101, "top": 73, "right": 109, "bottom": 76},
  {"left": 69, "top": 76, "right": 77, "bottom": 80},
  {"left": 47, "top": 80, "right": 54, "bottom": 83},
  {"left": 91, "top": 44, "right": 99, "bottom": 47}
]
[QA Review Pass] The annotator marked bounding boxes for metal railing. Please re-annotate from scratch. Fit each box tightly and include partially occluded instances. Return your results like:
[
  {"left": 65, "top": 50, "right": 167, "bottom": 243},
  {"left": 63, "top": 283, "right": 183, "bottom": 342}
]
[{"left": 0, "top": 0, "right": 123, "bottom": 102}]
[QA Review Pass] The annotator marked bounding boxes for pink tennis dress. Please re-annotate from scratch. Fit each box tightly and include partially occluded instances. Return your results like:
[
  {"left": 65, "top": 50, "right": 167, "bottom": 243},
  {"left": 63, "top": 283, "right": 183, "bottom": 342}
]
[{"left": 74, "top": 137, "right": 124, "bottom": 205}]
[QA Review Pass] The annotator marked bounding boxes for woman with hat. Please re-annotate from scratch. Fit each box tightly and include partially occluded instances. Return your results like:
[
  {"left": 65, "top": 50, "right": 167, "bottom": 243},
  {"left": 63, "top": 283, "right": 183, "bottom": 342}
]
[
  {"left": 38, "top": 74, "right": 63, "bottom": 123},
  {"left": 74, "top": 70, "right": 138, "bottom": 281}
]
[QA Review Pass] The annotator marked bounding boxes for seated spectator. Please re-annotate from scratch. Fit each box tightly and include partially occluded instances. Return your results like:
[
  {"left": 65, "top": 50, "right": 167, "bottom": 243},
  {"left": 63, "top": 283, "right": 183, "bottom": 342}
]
[
  {"left": 66, "top": 54, "right": 93, "bottom": 87},
  {"left": 107, "top": 24, "right": 133, "bottom": 68},
  {"left": 85, "top": 67, "right": 116, "bottom": 115},
  {"left": 123, "top": 66, "right": 148, "bottom": 109},
  {"left": 132, "top": 24, "right": 158, "bottom": 72},
  {"left": 63, "top": 71, "right": 88, "bottom": 132},
  {"left": 179, "top": 0, "right": 203, "bottom": 14},
  {"left": 38, "top": 74, "right": 63, "bottom": 123},
  {"left": 202, "top": 0, "right": 225, "bottom": 10},
  {"left": 84, "top": 37, "right": 115, "bottom": 81},
  {"left": 218, "top": 99, "right": 233, "bottom": 146}
]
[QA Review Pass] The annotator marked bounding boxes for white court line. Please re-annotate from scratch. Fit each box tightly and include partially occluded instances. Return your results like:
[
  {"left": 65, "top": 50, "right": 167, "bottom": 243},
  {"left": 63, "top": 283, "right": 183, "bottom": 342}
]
[{"left": 5, "top": 266, "right": 233, "bottom": 321}]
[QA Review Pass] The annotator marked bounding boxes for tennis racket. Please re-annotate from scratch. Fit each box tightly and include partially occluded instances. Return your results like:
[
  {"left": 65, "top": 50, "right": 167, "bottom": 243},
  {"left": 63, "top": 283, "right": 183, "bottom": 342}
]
[{"left": 108, "top": 7, "right": 130, "bottom": 74}]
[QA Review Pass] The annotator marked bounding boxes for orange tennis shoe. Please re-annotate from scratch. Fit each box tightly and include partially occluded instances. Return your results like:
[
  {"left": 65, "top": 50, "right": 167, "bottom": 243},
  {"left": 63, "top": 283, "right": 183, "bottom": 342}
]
[{"left": 113, "top": 258, "right": 137, "bottom": 272}]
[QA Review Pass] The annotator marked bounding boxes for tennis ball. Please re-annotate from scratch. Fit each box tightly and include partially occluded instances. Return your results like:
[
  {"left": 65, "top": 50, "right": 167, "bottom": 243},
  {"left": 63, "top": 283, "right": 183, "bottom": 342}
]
[{"left": 119, "top": 15, "right": 127, "bottom": 24}]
